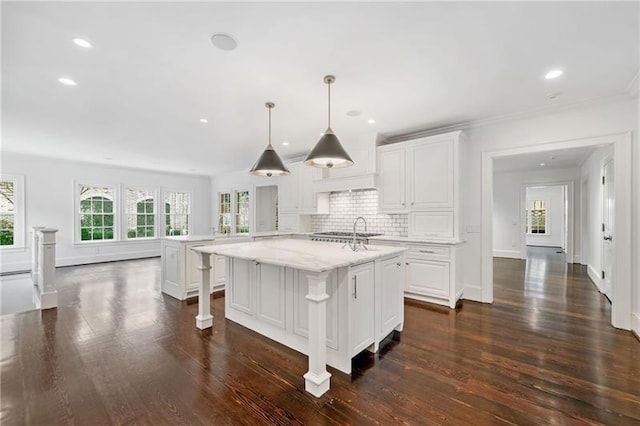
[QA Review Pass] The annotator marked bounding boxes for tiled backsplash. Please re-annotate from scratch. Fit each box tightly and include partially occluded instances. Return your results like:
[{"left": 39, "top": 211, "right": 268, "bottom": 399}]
[{"left": 311, "top": 190, "right": 408, "bottom": 236}]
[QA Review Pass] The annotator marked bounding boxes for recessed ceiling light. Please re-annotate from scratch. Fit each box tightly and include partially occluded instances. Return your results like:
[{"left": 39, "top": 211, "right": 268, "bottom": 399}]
[
  {"left": 199, "top": 118, "right": 208, "bottom": 123},
  {"left": 210, "top": 33, "right": 238, "bottom": 51},
  {"left": 282, "top": 142, "right": 289, "bottom": 146},
  {"left": 539, "top": 162, "right": 546, "bottom": 166},
  {"left": 72, "top": 38, "right": 92, "bottom": 48},
  {"left": 188, "top": 168, "right": 196, "bottom": 172},
  {"left": 58, "top": 77, "right": 77, "bottom": 86},
  {"left": 545, "top": 69, "right": 563, "bottom": 80},
  {"left": 104, "top": 157, "right": 113, "bottom": 161},
  {"left": 367, "top": 119, "right": 376, "bottom": 124},
  {"left": 346, "top": 110, "right": 361, "bottom": 117}
]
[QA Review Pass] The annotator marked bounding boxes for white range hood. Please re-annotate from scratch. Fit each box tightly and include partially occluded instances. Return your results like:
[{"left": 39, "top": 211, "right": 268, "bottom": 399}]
[{"left": 311, "top": 142, "right": 377, "bottom": 193}]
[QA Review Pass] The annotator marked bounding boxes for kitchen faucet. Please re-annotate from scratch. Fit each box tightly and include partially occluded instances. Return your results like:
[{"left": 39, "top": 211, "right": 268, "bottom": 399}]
[{"left": 346, "top": 216, "right": 368, "bottom": 251}]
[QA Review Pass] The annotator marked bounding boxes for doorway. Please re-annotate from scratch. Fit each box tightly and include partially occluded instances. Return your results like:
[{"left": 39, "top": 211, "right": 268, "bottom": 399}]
[
  {"left": 482, "top": 132, "right": 633, "bottom": 330},
  {"left": 522, "top": 184, "right": 570, "bottom": 261},
  {"left": 255, "top": 185, "right": 278, "bottom": 232}
]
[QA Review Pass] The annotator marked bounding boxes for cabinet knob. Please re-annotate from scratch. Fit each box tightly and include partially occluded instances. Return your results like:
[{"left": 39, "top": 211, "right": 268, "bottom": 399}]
[
  {"left": 396, "top": 262, "right": 401, "bottom": 267},
  {"left": 411, "top": 202, "right": 414, "bottom": 206},
  {"left": 405, "top": 262, "right": 409, "bottom": 266}
]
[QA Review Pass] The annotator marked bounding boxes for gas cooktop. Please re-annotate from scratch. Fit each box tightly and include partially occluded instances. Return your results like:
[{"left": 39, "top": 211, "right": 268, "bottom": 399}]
[{"left": 312, "top": 231, "right": 383, "bottom": 238}]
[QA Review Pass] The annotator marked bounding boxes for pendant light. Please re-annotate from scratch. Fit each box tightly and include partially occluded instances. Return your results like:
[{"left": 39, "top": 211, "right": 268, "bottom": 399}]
[
  {"left": 250, "top": 102, "right": 290, "bottom": 177},
  {"left": 304, "top": 75, "right": 353, "bottom": 168}
]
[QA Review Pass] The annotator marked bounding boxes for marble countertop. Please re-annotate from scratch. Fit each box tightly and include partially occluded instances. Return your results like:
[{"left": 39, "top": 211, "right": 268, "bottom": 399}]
[
  {"left": 164, "top": 231, "right": 309, "bottom": 243},
  {"left": 368, "top": 235, "right": 466, "bottom": 245},
  {"left": 192, "top": 239, "right": 406, "bottom": 273}
]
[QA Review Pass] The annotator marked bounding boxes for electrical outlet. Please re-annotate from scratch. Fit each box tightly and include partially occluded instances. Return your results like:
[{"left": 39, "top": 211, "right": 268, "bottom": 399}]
[{"left": 511, "top": 241, "right": 517, "bottom": 248}]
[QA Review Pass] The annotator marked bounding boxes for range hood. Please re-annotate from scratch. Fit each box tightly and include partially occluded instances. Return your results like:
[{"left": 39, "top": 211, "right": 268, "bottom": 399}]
[{"left": 311, "top": 144, "right": 377, "bottom": 192}]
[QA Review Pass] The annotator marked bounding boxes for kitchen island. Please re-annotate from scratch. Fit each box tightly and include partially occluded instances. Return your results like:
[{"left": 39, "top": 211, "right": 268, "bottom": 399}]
[{"left": 192, "top": 239, "right": 406, "bottom": 397}]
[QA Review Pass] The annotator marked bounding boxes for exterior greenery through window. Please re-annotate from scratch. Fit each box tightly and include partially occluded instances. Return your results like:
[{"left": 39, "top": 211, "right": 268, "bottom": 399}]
[
  {"left": 127, "top": 189, "right": 155, "bottom": 238},
  {"left": 218, "top": 192, "right": 232, "bottom": 234},
  {"left": 165, "top": 192, "right": 190, "bottom": 236},
  {"left": 0, "top": 181, "right": 15, "bottom": 246},
  {"left": 235, "top": 191, "right": 250, "bottom": 234},
  {"left": 526, "top": 200, "right": 547, "bottom": 234},
  {"left": 80, "top": 185, "right": 114, "bottom": 241}
]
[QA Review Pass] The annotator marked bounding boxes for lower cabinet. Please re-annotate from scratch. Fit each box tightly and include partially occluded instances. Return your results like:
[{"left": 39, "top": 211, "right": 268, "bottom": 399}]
[
  {"left": 348, "top": 263, "right": 375, "bottom": 357},
  {"left": 377, "top": 256, "right": 405, "bottom": 340},
  {"left": 406, "top": 258, "right": 450, "bottom": 297}
]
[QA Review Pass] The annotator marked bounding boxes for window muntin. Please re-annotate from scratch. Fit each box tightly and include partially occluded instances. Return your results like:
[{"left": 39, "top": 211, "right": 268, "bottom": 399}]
[
  {"left": 0, "top": 181, "right": 15, "bottom": 246},
  {"left": 165, "top": 191, "right": 190, "bottom": 236},
  {"left": 235, "top": 190, "right": 250, "bottom": 234},
  {"left": 218, "top": 192, "right": 232, "bottom": 234},
  {"left": 79, "top": 185, "right": 115, "bottom": 241},
  {"left": 126, "top": 189, "right": 155, "bottom": 239},
  {"left": 526, "top": 200, "right": 547, "bottom": 234}
]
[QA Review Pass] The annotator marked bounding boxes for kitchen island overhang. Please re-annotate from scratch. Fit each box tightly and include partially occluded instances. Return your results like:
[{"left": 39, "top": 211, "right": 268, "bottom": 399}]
[{"left": 192, "top": 239, "right": 406, "bottom": 397}]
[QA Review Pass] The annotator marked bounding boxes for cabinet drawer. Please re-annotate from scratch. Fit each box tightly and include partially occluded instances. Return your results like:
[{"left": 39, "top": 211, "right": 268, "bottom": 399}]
[{"left": 406, "top": 244, "right": 450, "bottom": 260}]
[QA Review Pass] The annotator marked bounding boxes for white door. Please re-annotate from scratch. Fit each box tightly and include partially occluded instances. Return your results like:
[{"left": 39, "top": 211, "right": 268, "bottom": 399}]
[{"left": 602, "top": 159, "right": 614, "bottom": 301}]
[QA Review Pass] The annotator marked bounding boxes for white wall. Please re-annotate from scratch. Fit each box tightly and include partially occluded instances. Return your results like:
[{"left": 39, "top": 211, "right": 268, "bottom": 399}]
[
  {"left": 462, "top": 96, "right": 637, "bottom": 329},
  {"left": 525, "top": 185, "right": 565, "bottom": 248},
  {"left": 493, "top": 168, "right": 580, "bottom": 259},
  {"left": 580, "top": 145, "right": 614, "bottom": 292},
  {"left": 0, "top": 152, "right": 212, "bottom": 272}
]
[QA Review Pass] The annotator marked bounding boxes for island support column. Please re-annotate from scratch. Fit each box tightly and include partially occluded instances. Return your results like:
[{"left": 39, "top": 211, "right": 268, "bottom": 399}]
[
  {"left": 195, "top": 252, "right": 213, "bottom": 329},
  {"left": 303, "top": 271, "right": 332, "bottom": 397}
]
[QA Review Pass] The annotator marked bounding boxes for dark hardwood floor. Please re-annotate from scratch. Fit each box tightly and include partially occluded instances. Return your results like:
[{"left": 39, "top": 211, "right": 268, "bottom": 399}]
[{"left": 2, "top": 248, "right": 639, "bottom": 425}]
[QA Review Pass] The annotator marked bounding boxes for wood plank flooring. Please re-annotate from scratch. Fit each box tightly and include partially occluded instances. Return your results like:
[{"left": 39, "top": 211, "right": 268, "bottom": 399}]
[{"left": 2, "top": 248, "right": 639, "bottom": 425}]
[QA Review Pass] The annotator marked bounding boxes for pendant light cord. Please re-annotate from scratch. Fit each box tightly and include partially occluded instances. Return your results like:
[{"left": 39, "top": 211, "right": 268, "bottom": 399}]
[
  {"left": 327, "top": 80, "right": 331, "bottom": 128},
  {"left": 268, "top": 106, "right": 272, "bottom": 147}
]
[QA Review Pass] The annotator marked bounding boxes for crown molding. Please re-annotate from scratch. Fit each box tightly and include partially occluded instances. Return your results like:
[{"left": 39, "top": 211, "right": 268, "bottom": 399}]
[{"left": 384, "top": 91, "right": 637, "bottom": 144}]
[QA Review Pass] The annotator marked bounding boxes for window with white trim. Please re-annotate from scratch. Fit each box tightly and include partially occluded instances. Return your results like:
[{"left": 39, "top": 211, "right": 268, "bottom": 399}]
[
  {"left": 164, "top": 191, "right": 190, "bottom": 236},
  {"left": 126, "top": 189, "right": 155, "bottom": 239},
  {"left": 218, "top": 192, "right": 232, "bottom": 234},
  {"left": 235, "top": 190, "right": 250, "bottom": 234},
  {"left": 526, "top": 200, "right": 547, "bottom": 234},
  {"left": 0, "top": 175, "right": 25, "bottom": 248},
  {"left": 79, "top": 185, "right": 115, "bottom": 241}
]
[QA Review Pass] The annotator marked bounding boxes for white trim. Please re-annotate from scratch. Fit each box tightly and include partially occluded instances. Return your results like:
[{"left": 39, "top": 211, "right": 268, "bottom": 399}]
[
  {"left": 123, "top": 185, "right": 159, "bottom": 240},
  {"left": 587, "top": 265, "right": 604, "bottom": 293},
  {"left": 493, "top": 249, "right": 520, "bottom": 259},
  {"left": 482, "top": 132, "right": 633, "bottom": 330},
  {"left": 0, "top": 174, "right": 26, "bottom": 250},
  {"left": 461, "top": 284, "right": 482, "bottom": 302},
  {"left": 632, "top": 313, "right": 640, "bottom": 337},
  {"left": 57, "top": 250, "right": 160, "bottom": 267},
  {"left": 161, "top": 187, "right": 193, "bottom": 237},
  {"left": 73, "top": 181, "right": 119, "bottom": 244}
]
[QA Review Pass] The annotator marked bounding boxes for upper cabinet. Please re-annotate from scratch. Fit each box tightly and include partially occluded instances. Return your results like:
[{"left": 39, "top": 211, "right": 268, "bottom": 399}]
[
  {"left": 278, "top": 161, "right": 328, "bottom": 215},
  {"left": 377, "top": 131, "right": 464, "bottom": 240}
]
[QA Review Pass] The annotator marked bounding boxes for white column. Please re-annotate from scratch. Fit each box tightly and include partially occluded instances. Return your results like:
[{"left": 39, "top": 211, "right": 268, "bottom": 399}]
[
  {"left": 303, "top": 271, "right": 332, "bottom": 397},
  {"left": 195, "top": 251, "right": 213, "bottom": 329},
  {"left": 31, "top": 226, "right": 45, "bottom": 286},
  {"left": 38, "top": 228, "right": 58, "bottom": 310}
]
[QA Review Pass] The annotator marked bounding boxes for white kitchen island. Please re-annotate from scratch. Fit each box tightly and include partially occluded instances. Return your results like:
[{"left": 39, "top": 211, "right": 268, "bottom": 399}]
[{"left": 192, "top": 239, "right": 406, "bottom": 397}]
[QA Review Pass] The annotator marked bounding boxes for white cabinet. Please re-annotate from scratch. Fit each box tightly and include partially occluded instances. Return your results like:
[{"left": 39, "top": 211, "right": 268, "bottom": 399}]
[
  {"left": 348, "top": 262, "right": 375, "bottom": 356},
  {"left": 161, "top": 236, "right": 215, "bottom": 300},
  {"left": 278, "top": 161, "right": 328, "bottom": 215},
  {"left": 377, "top": 131, "right": 464, "bottom": 240},
  {"left": 371, "top": 240, "right": 464, "bottom": 309},
  {"left": 376, "top": 256, "right": 405, "bottom": 342}
]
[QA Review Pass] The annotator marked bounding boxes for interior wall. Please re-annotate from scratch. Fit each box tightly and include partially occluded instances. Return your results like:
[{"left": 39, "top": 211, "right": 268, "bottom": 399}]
[
  {"left": 525, "top": 185, "right": 565, "bottom": 248},
  {"left": 0, "top": 152, "right": 212, "bottom": 272},
  {"left": 462, "top": 97, "right": 637, "bottom": 314},
  {"left": 580, "top": 145, "right": 614, "bottom": 292},
  {"left": 493, "top": 168, "right": 580, "bottom": 259}
]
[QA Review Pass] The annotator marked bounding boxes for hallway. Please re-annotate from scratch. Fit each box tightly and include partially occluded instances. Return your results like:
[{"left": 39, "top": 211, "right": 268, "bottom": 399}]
[{"left": 1, "top": 253, "right": 639, "bottom": 424}]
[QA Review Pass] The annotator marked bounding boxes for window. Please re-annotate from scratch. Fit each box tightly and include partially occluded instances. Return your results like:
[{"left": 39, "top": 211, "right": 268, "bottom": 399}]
[
  {"left": 218, "top": 192, "right": 232, "bottom": 234},
  {"left": 79, "top": 185, "right": 115, "bottom": 241},
  {"left": 165, "top": 191, "right": 190, "bottom": 236},
  {"left": 526, "top": 200, "right": 547, "bottom": 234},
  {"left": 0, "top": 175, "right": 24, "bottom": 248},
  {"left": 235, "top": 190, "right": 250, "bottom": 234},
  {"left": 126, "top": 189, "right": 155, "bottom": 239}
]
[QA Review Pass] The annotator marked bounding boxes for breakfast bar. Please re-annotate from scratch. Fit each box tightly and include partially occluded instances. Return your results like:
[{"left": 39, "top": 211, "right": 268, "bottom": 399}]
[{"left": 192, "top": 239, "right": 406, "bottom": 397}]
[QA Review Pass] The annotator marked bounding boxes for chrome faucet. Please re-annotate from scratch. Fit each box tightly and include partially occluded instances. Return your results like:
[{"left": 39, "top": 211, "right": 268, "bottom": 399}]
[{"left": 346, "top": 216, "right": 368, "bottom": 251}]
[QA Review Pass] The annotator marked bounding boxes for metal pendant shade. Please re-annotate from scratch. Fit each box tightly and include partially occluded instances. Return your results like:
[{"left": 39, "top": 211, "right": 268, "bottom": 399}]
[
  {"left": 304, "top": 75, "right": 353, "bottom": 169},
  {"left": 250, "top": 102, "right": 290, "bottom": 177}
]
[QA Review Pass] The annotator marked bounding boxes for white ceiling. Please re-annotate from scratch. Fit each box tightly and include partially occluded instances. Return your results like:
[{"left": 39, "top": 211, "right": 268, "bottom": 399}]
[
  {"left": 2, "top": 2, "right": 638, "bottom": 176},
  {"left": 493, "top": 146, "right": 598, "bottom": 173}
]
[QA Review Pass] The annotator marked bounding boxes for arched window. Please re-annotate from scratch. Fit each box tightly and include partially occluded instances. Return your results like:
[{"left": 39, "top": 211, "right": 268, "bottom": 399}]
[
  {"left": 164, "top": 192, "right": 190, "bottom": 236},
  {"left": 126, "top": 189, "right": 155, "bottom": 239},
  {"left": 79, "top": 185, "right": 114, "bottom": 241}
]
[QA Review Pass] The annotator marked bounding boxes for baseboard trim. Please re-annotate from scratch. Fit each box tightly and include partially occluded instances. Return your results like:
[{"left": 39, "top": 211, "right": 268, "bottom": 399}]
[
  {"left": 493, "top": 249, "right": 521, "bottom": 259},
  {"left": 573, "top": 254, "right": 581, "bottom": 264},
  {"left": 463, "top": 284, "right": 482, "bottom": 302},
  {"left": 57, "top": 250, "right": 160, "bottom": 268},
  {"left": 587, "top": 265, "right": 604, "bottom": 293},
  {"left": 0, "top": 262, "right": 31, "bottom": 274},
  {"left": 632, "top": 313, "right": 640, "bottom": 341}
]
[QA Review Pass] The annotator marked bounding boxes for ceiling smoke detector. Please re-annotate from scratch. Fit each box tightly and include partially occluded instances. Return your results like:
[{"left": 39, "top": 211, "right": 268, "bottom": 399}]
[{"left": 210, "top": 33, "right": 238, "bottom": 51}]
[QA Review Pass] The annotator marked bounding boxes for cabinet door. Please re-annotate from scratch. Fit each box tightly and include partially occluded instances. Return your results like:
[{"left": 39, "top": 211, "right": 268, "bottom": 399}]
[
  {"left": 214, "top": 255, "right": 225, "bottom": 285},
  {"left": 228, "top": 258, "right": 253, "bottom": 314},
  {"left": 278, "top": 162, "right": 299, "bottom": 213},
  {"left": 378, "top": 256, "right": 404, "bottom": 339},
  {"left": 349, "top": 263, "right": 375, "bottom": 356},
  {"left": 298, "top": 165, "right": 321, "bottom": 214},
  {"left": 407, "top": 139, "right": 454, "bottom": 209},
  {"left": 377, "top": 147, "right": 406, "bottom": 212},
  {"left": 256, "top": 263, "right": 286, "bottom": 329},
  {"left": 406, "top": 258, "right": 450, "bottom": 297}
]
